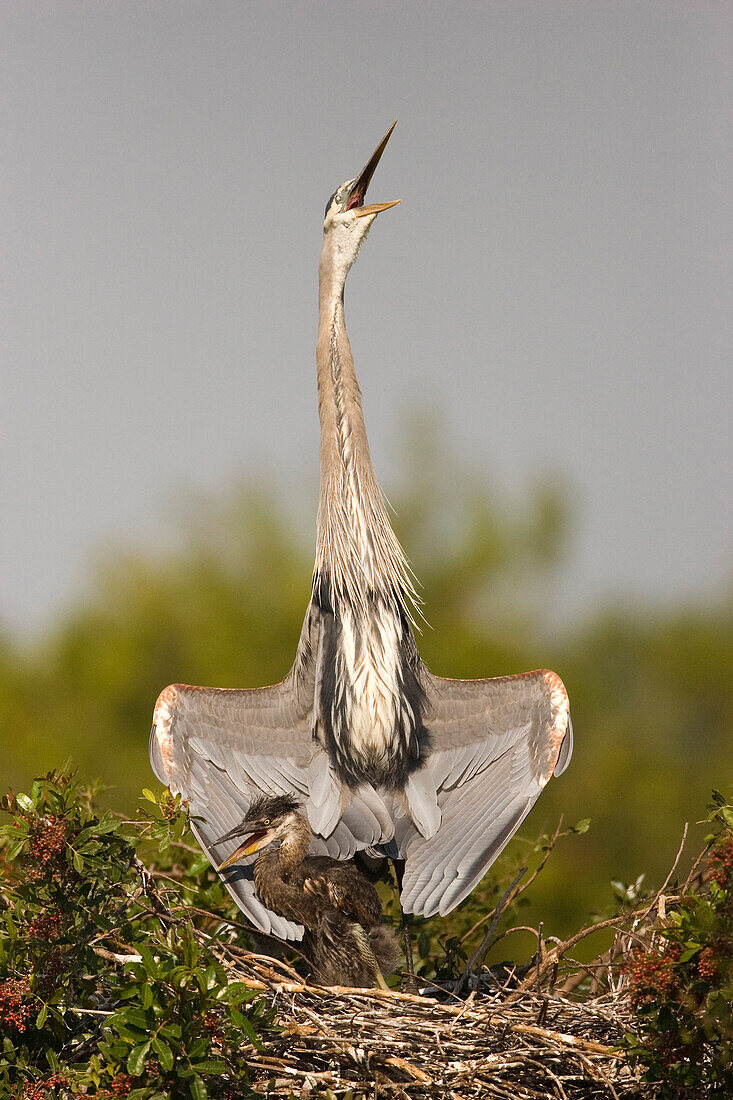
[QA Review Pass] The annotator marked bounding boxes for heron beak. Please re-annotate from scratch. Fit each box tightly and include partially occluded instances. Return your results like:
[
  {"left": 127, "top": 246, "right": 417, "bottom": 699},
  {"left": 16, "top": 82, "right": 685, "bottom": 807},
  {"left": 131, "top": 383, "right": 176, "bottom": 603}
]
[
  {"left": 216, "top": 828, "right": 268, "bottom": 870},
  {"left": 354, "top": 200, "right": 400, "bottom": 218},
  {"left": 345, "top": 120, "right": 399, "bottom": 214}
]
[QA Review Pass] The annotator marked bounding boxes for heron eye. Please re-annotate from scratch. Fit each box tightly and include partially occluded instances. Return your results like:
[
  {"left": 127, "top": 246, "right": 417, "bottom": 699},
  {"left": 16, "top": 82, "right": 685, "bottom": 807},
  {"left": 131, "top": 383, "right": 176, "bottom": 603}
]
[{"left": 263, "top": 818, "right": 270, "bottom": 826}]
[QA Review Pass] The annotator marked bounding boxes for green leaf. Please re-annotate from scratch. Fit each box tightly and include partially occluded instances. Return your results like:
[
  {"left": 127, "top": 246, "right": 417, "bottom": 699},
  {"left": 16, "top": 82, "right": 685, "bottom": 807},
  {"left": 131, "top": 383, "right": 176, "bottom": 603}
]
[
  {"left": 720, "top": 807, "right": 733, "bottom": 828},
  {"left": 235, "top": 1013, "right": 264, "bottom": 1050},
  {"left": 159, "top": 1022, "right": 182, "bottom": 1040},
  {"left": 222, "top": 982, "right": 255, "bottom": 1005},
  {"left": 142, "top": 789, "right": 158, "bottom": 804},
  {"left": 35, "top": 1003, "right": 48, "bottom": 1028},
  {"left": 572, "top": 818, "right": 591, "bottom": 834},
  {"left": 137, "top": 943, "right": 159, "bottom": 979},
  {"left": 15, "top": 793, "right": 35, "bottom": 812},
  {"left": 117, "top": 1007, "right": 153, "bottom": 1032},
  {"left": 186, "top": 1037, "right": 209, "bottom": 1062},
  {"left": 189, "top": 1074, "right": 208, "bottom": 1100},
  {"left": 72, "top": 848, "right": 84, "bottom": 873},
  {"left": 127, "top": 1040, "right": 152, "bottom": 1077},
  {"left": 203, "top": 964, "right": 221, "bottom": 991},
  {"left": 191, "top": 1060, "right": 226, "bottom": 1075},
  {"left": 5, "top": 837, "right": 28, "bottom": 862},
  {"left": 152, "top": 1036, "right": 174, "bottom": 1072}
]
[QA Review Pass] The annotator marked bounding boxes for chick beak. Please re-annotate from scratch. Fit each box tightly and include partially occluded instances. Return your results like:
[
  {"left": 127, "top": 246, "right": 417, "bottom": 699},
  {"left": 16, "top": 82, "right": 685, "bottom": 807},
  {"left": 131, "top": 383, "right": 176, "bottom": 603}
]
[{"left": 216, "top": 828, "right": 268, "bottom": 871}]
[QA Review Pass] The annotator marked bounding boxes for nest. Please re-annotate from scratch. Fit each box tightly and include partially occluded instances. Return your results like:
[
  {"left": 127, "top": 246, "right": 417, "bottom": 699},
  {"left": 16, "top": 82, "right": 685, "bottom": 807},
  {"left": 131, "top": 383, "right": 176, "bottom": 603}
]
[
  {"left": 208, "top": 945, "right": 644, "bottom": 1099},
  {"left": 188, "top": 824, "right": 672, "bottom": 1098},
  {"left": 140, "top": 816, "right": 696, "bottom": 1097}
]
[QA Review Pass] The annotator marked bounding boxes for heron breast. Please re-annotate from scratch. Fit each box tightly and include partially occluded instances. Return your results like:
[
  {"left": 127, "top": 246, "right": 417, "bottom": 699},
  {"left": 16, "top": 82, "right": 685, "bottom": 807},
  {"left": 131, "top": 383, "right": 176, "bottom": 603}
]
[{"left": 338, "top": 603, "right": 404, "bottom": 760}]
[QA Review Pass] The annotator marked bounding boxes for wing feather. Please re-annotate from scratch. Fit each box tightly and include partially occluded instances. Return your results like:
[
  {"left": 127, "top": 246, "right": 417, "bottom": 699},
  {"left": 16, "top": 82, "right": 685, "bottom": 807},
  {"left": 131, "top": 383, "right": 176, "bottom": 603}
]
[
  {"left": 149, "top": 646, "right": 321, "bottom": 938},
  {"left": 149, "top": 613, "right": 395, "bottom": 936},
  {"left": 398, "top": 667, "right": 571, "bottom": 917}
]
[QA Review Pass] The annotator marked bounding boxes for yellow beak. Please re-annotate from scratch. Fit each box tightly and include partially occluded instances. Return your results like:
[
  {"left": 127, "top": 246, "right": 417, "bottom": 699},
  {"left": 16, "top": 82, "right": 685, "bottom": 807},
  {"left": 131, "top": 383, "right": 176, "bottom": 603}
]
[
  {"left": 216, "top": 832, "right": 270, "bottom": 871},
  {"left": 354, "top": 200, "right": 400, "bottom": 218}
]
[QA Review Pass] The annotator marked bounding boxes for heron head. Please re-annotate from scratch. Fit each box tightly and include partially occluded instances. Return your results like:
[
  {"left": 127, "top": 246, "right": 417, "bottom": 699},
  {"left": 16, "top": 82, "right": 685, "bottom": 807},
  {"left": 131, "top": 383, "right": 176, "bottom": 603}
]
[
  {"left": 322, "top": 122, "right": 400, "bottom": 276},
  {"left": 214, "top": 793, "right": 302, "bottom": 870}
]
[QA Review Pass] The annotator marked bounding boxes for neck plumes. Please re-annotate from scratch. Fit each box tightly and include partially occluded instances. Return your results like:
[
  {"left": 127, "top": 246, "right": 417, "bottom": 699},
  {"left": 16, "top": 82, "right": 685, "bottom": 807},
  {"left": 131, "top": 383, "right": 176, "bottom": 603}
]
[{"left": 314, "top": 239, "right": 416, "bottom": 620}]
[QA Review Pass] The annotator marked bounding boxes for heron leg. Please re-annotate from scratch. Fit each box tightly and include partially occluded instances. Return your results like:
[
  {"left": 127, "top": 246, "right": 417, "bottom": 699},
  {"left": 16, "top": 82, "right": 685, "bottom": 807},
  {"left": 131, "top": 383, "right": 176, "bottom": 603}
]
[
  {"left": 392, "top": 858, "right": 419, "bottom": 993},
  {"left": 375, "top": 968, "right": 390, "bottom": 991}
]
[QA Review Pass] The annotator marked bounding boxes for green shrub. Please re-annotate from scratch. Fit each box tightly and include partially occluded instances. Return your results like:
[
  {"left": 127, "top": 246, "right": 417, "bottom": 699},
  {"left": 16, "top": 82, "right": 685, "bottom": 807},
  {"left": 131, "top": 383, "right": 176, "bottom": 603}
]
[
  {"left": 0, "top": 770, "right": 272, "bottom": 1099},
  {"left": 624, "top": 793, "right": 733, "bottom": 1098}
]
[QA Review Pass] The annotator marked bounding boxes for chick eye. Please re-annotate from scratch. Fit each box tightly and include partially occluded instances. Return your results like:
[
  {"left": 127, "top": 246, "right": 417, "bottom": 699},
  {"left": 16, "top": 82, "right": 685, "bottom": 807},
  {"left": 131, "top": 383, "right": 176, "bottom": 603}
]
[{"left": 263, "top": 818, "right": 270, "bottom": 826}]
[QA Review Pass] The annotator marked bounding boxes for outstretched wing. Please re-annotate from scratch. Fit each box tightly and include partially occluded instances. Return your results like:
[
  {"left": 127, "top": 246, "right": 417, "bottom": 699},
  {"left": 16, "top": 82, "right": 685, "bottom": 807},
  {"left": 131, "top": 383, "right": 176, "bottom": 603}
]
[
  {"left": 149, "top": 609, "right": 394, "bottom": 939},
  {"left": 396, "top": 668, "right": 572, "bottom": 918}
]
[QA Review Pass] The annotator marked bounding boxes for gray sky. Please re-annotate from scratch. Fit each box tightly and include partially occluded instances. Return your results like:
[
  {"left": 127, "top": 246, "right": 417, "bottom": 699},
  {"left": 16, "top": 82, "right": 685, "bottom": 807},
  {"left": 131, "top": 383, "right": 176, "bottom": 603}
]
[{"left": 2, "top": 1, "right": 731, "bottom": 637}]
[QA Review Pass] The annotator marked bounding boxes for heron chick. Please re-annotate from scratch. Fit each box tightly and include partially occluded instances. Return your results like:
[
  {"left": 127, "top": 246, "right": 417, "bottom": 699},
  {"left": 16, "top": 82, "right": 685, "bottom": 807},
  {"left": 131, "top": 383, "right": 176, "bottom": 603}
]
[
  {"left": 214, "top": 794, "right": 399, "bottom": 988},
  {"left": 150, "top": 122, "right": 573, "bottom": 940}
]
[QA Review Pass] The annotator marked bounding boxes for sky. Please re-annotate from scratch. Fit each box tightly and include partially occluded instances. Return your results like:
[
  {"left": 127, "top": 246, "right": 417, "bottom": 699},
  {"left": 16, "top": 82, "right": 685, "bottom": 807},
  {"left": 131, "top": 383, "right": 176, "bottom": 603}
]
[{"left": 1, "top": 1, "right": 731, "bottom": 637}]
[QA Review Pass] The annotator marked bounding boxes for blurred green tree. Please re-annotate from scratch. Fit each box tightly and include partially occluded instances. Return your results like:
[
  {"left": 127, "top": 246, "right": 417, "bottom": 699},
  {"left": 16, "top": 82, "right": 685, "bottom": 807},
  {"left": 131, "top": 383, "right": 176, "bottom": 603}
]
[{"left": 1, "top": 421, "right": 730, "bottom": 939}]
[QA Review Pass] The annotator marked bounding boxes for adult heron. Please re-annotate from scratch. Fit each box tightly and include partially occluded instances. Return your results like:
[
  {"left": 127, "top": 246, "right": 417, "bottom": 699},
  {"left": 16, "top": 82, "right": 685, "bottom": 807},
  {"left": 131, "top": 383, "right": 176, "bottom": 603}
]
[{"left": 150, "top": 123, "right": 573, "bottom": 942}]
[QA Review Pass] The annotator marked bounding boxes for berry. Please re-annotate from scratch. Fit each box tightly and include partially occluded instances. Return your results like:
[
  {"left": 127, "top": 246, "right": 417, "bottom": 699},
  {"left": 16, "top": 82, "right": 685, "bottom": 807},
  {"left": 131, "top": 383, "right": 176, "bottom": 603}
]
[{"left": 0, "top": 975, "right": 34, "bottom": 1034}]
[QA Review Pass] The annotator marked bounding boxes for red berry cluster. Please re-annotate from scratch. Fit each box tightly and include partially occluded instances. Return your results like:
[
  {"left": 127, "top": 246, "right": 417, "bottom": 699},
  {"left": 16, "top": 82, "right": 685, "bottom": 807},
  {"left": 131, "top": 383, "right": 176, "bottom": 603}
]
[
  {"left": 28, "top": 906, "right": 65, "bottom": 940},
  {"left": 709, "top": 834, "right": 733, "bottom": 890},
  {"left": 94, "top": 1073, "right": 133, "bottom": 1098},
  {"left": 626, "top": 945, "right": 680, "bottom": 1007},
  {"left": 697, "top": 945, "right": 718, "bottom": 981},
  {"left": 0, "top": 975, "right": 34, "bottom": 1033},
  {"left": 21, "top": 1073, "right": 69, "bottom": 1099},
  {"left": 161, "top": 792, "right": 177, "bottom": 820},
  {"left": 203, "top": 1008, "right": 223, "bottom": 1037},
  {"left": 28, "top": 815, "right": 68, "bottom": 876},
  {"left": 161, "top": 793, "right": 188, "bottom": 820}
]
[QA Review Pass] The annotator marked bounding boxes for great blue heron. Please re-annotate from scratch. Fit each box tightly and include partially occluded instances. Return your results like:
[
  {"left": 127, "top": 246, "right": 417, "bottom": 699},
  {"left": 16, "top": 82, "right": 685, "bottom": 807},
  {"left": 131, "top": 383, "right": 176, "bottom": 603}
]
[
  {"left": 150, "top": 122, "right": 572, "bottom": 942},
  {"left": 213, "top": 793, "right": 399, "bottom": 988}
]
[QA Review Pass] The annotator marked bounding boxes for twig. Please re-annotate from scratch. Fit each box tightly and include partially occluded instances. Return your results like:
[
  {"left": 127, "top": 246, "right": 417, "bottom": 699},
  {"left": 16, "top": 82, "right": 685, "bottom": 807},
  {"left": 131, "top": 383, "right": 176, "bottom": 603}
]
[
  {"left": 455, "top": 867, "right": 527, "bottom": 995},
  {"left": 638, "top": 822, "right": 688, "bottom": 922},
  {"left": 460, "top": 818, "right": 565, "bottom": 946}
]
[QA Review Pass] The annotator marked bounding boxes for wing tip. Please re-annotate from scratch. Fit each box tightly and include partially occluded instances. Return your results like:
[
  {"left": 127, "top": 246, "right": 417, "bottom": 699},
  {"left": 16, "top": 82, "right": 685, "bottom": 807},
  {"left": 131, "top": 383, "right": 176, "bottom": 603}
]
[
  {"left": 536, "top": 669, "right": 571, "bottom": 783},
  {"left": 150, "top": 684, "right": 187, "bottom": 787},
  {"left": 554, "top": 713, "right": 574, "bottom": 776}
]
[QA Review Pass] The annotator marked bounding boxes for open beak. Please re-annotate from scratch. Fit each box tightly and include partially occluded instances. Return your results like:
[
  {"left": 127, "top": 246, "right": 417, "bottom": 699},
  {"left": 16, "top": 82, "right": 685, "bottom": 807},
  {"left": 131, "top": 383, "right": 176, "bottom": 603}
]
[
  {"left": 345, "top": 121, "right": 400, "bottom": 217},
  {"left": 354, "top": 200, "right": 400, "bottom": 218},
  {"left": 216, "top": 828, "right": 270, "bottom": 871}
]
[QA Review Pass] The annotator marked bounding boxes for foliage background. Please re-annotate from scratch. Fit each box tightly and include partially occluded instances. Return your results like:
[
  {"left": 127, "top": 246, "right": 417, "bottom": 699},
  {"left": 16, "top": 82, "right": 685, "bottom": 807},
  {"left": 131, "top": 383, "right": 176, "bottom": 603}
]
[{"left": 2, "top": 426, "right": 731, "bottom": 940}]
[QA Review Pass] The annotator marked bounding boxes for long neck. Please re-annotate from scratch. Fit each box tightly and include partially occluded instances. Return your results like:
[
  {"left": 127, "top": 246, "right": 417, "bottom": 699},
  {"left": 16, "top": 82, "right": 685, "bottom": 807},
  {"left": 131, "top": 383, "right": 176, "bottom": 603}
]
[
  {"left": 314, "top": 238, "right": 416, "bottom": 618},
  {"left": 253, "top": 817, "right": 312, "bottom": 921}
]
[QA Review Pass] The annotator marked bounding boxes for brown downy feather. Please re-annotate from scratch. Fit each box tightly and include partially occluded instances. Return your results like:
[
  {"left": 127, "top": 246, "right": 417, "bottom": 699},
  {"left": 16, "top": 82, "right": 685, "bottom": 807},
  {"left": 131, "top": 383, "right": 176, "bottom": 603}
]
[{"left": 368, "top": 923, "right": 401, "bottom": 977}]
